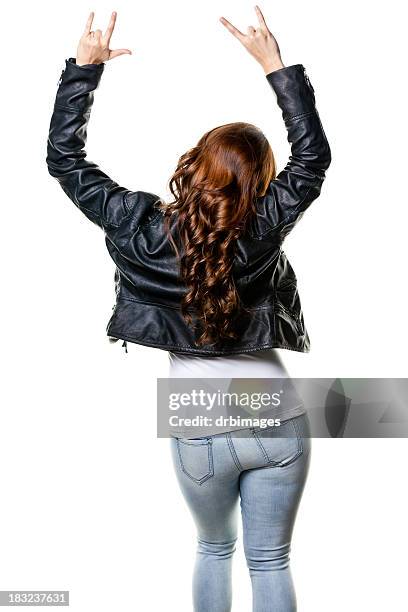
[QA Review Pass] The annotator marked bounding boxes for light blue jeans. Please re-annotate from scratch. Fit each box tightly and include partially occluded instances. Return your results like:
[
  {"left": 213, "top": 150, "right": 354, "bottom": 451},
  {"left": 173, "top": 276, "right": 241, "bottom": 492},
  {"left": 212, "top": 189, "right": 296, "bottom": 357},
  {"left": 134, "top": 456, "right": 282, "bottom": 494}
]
[{"left": 170, "top": 413, "right": 311, "bottom": 612}]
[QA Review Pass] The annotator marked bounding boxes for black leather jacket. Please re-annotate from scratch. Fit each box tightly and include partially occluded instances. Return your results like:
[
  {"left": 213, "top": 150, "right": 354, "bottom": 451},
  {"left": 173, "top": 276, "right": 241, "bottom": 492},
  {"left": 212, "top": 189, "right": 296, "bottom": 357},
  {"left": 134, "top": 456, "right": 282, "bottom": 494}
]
[{"left": 46, "top": 58, "right": 331, "bottom": 356}]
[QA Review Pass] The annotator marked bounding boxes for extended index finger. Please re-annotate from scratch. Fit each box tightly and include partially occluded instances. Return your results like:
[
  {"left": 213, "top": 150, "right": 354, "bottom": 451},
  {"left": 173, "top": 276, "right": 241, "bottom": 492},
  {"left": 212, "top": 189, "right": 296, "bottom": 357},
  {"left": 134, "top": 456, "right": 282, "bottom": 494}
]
[
  {"left": 219, "top": 16, "right": 246, "bottom": 42},
  {"left": 83, "top": 11, "right": 94, "bottom": 35},
  {"left": 104, "top": 11, "right": 117, "bottom": 42}
]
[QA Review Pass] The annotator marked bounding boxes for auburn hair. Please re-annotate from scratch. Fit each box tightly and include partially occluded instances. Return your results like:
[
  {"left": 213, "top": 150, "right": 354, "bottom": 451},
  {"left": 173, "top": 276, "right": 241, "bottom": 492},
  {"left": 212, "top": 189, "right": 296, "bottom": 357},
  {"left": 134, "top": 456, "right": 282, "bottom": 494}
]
[{"left": 160, "top": 122, "right": 276, "bottom": 347}]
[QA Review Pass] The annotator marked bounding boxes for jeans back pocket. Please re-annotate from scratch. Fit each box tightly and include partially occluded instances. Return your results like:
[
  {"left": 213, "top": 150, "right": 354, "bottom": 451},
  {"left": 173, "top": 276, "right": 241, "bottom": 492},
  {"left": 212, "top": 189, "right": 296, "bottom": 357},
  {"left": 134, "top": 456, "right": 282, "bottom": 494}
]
[
  {"left": 252, "top": 417, "right": 303, "bottom": 467},
  {"left": 176, "top": 437, "right": 214, "bottom": 485}
]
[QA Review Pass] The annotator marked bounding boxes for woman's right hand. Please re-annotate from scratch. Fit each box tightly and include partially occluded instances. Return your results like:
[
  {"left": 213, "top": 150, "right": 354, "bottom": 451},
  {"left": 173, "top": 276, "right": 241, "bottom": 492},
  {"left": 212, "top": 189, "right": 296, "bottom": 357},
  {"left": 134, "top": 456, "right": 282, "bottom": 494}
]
[{"left": 220, "top": 5, "right": 284, "bottom": 74}]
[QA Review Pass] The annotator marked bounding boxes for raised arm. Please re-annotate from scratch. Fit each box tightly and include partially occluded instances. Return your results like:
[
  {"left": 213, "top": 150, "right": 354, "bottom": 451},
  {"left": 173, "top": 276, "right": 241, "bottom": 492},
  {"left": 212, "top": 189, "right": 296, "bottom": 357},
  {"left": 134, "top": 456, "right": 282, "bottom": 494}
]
[
  {"left": 220, "top": 5, "right": 331, "bottom": 240},
  {"left": 46, "top": 12, "right": 151, "bottom": 232},
  {"left": 261, "top": 62, "right": 331, "bottom": 239}
]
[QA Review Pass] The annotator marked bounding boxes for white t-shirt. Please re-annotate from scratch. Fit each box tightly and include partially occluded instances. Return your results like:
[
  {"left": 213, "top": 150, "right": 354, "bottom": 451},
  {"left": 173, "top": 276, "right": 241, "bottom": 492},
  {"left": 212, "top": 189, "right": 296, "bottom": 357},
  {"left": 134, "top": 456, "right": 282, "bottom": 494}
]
[{"left": 168, "top": 348, "right": 290, "bottom": 378}]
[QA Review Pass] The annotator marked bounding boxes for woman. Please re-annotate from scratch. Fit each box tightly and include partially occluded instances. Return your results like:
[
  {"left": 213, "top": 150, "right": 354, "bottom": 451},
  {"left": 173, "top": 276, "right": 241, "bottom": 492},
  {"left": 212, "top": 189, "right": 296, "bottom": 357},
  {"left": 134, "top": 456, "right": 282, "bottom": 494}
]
[{"left": 46, "top": 7, "right": 331, "bottom": 611}]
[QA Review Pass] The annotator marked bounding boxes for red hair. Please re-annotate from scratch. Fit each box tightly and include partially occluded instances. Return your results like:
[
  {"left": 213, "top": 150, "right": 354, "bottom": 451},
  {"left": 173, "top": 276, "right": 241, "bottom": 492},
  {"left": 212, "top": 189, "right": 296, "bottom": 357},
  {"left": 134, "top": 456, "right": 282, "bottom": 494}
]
[{"left": 161, "top": 122, "right": 276, "bottom": 346}]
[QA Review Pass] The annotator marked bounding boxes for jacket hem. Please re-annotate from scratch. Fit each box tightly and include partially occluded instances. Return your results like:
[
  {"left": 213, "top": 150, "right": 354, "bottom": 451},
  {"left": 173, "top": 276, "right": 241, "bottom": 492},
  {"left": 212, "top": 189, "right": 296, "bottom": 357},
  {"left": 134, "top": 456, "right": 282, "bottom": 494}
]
[{"left": 106, "top": 330, "right": 310, "bottom": 356}]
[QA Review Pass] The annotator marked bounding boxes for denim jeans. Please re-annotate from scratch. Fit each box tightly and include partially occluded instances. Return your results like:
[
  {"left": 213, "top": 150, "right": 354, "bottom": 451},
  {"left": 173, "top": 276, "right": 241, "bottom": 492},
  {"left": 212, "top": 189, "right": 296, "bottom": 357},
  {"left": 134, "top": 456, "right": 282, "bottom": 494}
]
[{"left": 170, "top": 413, "right": 311, "bottom": 612}]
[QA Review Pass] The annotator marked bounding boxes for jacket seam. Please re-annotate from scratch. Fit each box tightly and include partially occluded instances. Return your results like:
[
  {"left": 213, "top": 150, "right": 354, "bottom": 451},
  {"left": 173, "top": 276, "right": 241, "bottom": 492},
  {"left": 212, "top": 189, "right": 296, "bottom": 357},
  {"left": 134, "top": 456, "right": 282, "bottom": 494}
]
[
  {"left": 138, "top": 208, "right": 163, "bottom": 230},
  {"left": 256, "top": 181, "right": 317, "bottom": 239},
  {"left": 106, "top": 330, "right": 308, "bottom": 353},
  {"left": 116, "top": 199, "right": 163, "bottom": 243},
  {"left": 54, "top": 102, "right": 91, "bottom": 114},
  {"left": 123, "top": 191, "right": 133, "bottom": 215},
  {"left": 116, "top": 295, "right": 280, "bottom": 313},
  {"left": 285, "top": 110, "right": 316, "bottom": 123},
  {"left": 118, "top": 296, "right": 181, "bottom": 311},
  {"left": 111, "top": 193, "right": 149, "bottom": 230},
  {"left": 274, "top": 301, "right": 302, "bottom": 322}
]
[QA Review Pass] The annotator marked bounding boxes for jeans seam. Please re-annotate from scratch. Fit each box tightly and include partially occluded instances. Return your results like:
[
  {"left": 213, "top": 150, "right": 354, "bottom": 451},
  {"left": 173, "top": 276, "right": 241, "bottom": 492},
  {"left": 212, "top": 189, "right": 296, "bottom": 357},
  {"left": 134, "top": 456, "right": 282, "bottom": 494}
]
[
  {"left": 274, "top": 418, "right": 303, "bottom": 467},
  {"left": 252, "top": 428, "right": 271, "bottom": 464},
  {"left": 291, "top": 416, "right": 304, "bottom": 455},
  {"left": 226, "top": 433, "right": 242, "bottom": 472}
]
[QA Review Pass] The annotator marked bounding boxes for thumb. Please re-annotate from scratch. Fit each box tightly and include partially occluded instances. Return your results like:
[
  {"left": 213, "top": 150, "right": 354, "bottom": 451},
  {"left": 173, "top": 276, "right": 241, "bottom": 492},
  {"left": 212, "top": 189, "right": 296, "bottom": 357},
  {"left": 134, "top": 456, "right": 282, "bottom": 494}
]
[{"left": 109, "top": 48, "right": 132, "bottom": 60}]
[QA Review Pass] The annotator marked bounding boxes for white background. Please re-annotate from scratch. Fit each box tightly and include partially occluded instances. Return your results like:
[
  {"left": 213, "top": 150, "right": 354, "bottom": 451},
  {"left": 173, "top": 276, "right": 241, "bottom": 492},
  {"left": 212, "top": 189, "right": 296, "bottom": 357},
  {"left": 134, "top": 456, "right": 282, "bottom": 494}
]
[{"left": 1, "top": 0, "right": 407, "bottom": 610}]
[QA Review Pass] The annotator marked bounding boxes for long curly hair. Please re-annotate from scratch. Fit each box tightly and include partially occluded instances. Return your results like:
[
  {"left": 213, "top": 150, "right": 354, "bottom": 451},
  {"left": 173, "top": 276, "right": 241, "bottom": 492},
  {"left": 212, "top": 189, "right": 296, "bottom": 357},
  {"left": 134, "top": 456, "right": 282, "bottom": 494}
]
[{"left": 160, "top": 122, "right": 276, "bottom": 347}]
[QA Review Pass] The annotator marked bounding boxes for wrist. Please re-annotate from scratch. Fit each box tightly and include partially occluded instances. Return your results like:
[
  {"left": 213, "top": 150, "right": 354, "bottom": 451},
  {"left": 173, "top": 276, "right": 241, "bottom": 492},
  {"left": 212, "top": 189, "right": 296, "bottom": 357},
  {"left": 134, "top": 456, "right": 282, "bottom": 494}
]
[
  {"left": 76, "top": 59, "right": 103, "bottom": 67},
  {"left": 262, "top": 57, "right": 285, "bottom": 75}
]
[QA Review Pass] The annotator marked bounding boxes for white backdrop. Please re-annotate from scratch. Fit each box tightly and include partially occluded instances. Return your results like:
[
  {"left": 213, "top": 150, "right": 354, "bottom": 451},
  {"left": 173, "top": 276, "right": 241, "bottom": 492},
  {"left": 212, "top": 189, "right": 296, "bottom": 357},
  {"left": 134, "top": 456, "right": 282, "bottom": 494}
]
[{"left": 1, "top": 0, "right": 407, "bottom": 610}]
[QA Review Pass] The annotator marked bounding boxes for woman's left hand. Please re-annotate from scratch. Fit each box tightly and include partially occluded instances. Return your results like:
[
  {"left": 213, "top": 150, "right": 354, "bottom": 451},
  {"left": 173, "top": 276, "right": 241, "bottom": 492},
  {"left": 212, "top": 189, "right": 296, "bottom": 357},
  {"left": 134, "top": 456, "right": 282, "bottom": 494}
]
[{"left": 76, "top": 11, "right": 132, "bottom": 66}]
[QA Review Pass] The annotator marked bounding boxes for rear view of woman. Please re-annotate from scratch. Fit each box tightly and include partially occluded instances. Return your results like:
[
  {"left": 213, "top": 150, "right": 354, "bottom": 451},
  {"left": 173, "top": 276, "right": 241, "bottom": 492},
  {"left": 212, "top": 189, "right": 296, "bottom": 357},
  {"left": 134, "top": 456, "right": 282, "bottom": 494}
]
[{"left": 46, "top": 6, "right": 331, "bottom": 610}]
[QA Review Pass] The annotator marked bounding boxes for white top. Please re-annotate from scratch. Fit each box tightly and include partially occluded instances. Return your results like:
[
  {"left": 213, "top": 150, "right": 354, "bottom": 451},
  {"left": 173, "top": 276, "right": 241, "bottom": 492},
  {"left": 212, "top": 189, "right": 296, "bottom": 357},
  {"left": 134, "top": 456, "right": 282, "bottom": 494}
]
[
  {"left": 168, "top": 348, "right": 290, "bottom": 379},
  {"left": 166, "top": 349, "right": 305, "bottom": 438}
]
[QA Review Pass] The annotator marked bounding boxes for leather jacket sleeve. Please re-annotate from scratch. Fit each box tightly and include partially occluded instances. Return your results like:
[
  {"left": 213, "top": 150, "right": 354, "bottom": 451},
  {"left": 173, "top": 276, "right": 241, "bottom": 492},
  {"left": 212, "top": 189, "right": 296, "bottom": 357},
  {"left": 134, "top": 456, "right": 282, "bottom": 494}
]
[
  {"left": 258, "top": 64, "right": 332, "bottom": 240},
  {"left": 46, "top": 58, "right": 152, "bottom": 232}
]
